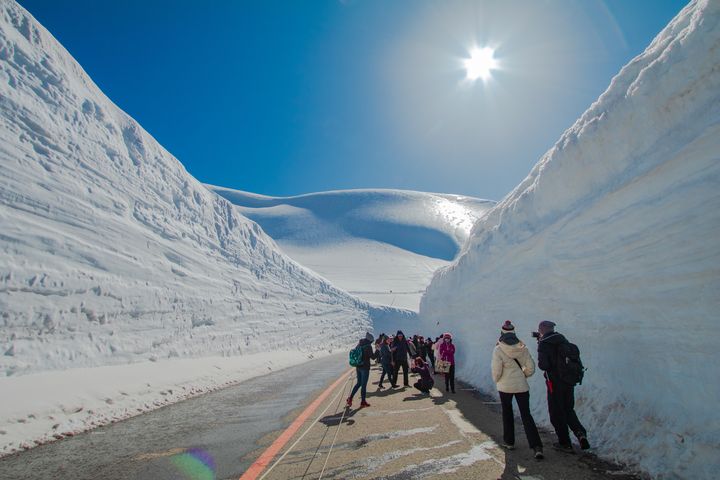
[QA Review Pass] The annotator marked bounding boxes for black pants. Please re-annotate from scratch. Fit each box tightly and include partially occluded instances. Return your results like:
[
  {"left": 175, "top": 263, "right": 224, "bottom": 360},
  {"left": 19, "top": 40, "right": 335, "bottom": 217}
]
[
  {"left": 444, "top": 364, "right": 455, "bottom": 392},
  {"left": 414, "top": 380, "right": 433, "bottom": 393},
  {"left": 547, "top": 380, "right": 586, "bottom": 445},
  {"left": 499, "top": 391, "right": 542, "bottom": 449},
  {"left": 394, "top": 360, "right": 409, "bottom": 386},
  {"left": 379, "top": 363, "right": 394, "bottom": 387}
]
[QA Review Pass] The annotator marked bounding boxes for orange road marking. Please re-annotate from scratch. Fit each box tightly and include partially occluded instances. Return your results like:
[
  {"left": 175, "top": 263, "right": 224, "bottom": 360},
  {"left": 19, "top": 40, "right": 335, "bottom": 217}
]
[{"left": 239, "top": 369, "right": 351, "bottom": 480}]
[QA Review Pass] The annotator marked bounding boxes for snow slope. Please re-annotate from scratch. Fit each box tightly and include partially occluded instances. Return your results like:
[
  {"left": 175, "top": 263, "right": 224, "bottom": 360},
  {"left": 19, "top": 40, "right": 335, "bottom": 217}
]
[
  {"left": 418, "top": 1, "right": 720, "bottom": 478},
  {"left": 0, "top": 0, "right": 409, "bottom": 455},
  {"left": 210, "top": 187, "right": 494, "bottom": 311}
]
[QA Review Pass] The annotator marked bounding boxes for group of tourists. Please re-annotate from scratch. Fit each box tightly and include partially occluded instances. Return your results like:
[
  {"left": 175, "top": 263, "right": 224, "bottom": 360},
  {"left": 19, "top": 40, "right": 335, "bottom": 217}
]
[
  {"left": 347, "top": 330, "right": 456, "bottom": 408},
  {"left": 347, "top": 319, "right": 589, "bottom": 461}
]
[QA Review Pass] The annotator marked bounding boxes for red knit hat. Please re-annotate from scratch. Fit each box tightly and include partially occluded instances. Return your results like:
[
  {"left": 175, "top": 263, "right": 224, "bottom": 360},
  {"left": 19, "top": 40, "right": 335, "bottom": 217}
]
[{"left": 501, "top": 320, "right": 515, "bottom": 332}]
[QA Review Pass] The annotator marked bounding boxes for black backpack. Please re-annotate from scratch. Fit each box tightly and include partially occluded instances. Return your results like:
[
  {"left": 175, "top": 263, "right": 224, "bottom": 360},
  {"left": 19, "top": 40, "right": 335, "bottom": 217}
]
[{"left": 556, "top": 341, "right": 585, "bottom": 385}]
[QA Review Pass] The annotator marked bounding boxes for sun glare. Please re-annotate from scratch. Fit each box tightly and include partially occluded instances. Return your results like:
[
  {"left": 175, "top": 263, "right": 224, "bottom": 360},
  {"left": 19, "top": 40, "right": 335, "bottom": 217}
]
[{"left": 463, "top": 47, "right": 497, "bottom": 82}]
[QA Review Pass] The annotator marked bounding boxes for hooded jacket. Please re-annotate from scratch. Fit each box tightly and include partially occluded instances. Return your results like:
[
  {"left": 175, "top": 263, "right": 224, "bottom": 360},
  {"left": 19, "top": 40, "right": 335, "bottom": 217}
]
[
  {"left": 356, "top": 338, "right": 378, "bottom": 370},
  {"left": 491, "top": 334, "right": 536, "bottom": 394}
]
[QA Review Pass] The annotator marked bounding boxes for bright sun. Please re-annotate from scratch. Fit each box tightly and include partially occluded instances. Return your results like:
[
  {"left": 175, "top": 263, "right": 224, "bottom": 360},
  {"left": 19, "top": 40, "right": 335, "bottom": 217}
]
[{"left": 463, "top": 47, "right": 497, "bottom": 82}]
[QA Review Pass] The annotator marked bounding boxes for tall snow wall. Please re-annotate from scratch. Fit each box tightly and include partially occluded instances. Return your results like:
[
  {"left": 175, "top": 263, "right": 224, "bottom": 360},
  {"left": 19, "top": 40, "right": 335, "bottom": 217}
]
[
  {"left": 418, "top": 1, "right": 720, "bottom": 478},
  {"left": 0, "top": 0, "right": 376, "bottom": 377}
]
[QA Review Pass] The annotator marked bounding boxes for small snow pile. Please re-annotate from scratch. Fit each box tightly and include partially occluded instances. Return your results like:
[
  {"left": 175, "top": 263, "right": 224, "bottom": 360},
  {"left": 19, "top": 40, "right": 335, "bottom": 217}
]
[
  {"left": 211, "top": 187, "right": 494, "bottom": 310},
  {"left": 0, "top": 0, "right": 406, "bottom": 456},
  {"left": 418, "top": 0, "right": 720, "bottom": 478}
]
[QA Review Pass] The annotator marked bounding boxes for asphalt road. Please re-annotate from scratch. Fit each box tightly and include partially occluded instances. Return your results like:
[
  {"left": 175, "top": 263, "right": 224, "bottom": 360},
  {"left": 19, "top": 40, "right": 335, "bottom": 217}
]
[{"left": 0, "top": 354, "right": 348, "bottom": 480}]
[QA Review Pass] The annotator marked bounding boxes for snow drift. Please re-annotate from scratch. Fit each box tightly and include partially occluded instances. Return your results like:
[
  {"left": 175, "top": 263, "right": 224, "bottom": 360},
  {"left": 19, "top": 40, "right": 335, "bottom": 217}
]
[
  {"left": 211, "top": 187, "right": 493, "bottom": 310},
  {"left": 0, "top": 0, "right": 405, "bottom": 455},
  {"left": 418, "top": 1, "right": 720, "bottom": 478}
]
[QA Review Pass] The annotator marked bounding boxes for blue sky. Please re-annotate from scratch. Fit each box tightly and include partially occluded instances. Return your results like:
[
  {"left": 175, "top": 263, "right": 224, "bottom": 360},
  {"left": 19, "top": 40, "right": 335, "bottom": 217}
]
[{"left": 19, "top": 0, "right": 688, "bottom": 200}]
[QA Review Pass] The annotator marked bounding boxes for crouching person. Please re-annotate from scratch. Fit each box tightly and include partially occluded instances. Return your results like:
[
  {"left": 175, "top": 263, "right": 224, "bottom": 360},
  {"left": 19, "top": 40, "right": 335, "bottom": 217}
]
[
  {"left": 491, "top": 321, "right": 544, "bottom": 459},
  {"left": 411, "top": 357, "right": 434, "bottom": 394}
]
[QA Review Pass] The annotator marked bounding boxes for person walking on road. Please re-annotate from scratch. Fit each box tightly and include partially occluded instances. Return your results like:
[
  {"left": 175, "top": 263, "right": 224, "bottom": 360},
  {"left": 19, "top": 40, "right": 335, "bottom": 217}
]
[
  {"left": 438, "top": 332, "right": 456, "bottom": 393},
  {"left": 491, "top": 321, "right": 544, "bottom": 459},
  {"left": 347, "top": 332, "right": 378, "bottom": 408},
  {"left": 391, "top": 330, "right": 411, "bottom": 387},
  {"left": 377, "top": 334, "right": 395, "bottom": 389},
  {"left": 536, "top": 320, "right": 590, "bottom": 453},
  {"left": 411, "top": 357, "right": 434, "bottom": 394}
]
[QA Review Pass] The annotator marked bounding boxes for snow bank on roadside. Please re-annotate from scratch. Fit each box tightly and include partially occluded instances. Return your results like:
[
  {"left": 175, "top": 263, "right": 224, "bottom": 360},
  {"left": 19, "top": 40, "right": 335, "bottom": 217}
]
[
  {"left": 418, "top": 1, "right": 720, "bottom": 478},
  {"left": 0, "top": 349, "right": 332, "bottom": 456}
]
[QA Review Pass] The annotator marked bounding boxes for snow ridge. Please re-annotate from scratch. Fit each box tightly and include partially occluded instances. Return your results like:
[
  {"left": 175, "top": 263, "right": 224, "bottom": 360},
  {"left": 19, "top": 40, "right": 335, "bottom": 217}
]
[
  {"left": 419, "top": 1, "right": 720, "bottom": 478},
  {"left": 210, "top": 187, "right": 494, "bottom": 311}
]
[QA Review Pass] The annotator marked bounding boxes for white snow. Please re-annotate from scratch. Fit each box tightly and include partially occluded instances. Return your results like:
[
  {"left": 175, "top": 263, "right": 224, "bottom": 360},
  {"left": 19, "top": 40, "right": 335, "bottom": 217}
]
[
  {"left": 0, "top": 0, "right": 408, "bottom": 456},
  {"left": 209, "top": 187, "right": 494, "bottom": 311},
  {"left": 0, "top": 349, "right": 324, "bottom": 454},
  {"left": 417, "top": 1, "right": 720, "bottom": 478}
]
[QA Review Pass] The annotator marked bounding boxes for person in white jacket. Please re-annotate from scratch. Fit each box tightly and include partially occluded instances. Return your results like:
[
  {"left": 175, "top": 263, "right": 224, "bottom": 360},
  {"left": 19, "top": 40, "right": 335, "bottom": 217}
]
[{"left": 491, "top": 320, "right": 544, "bottom": 459}]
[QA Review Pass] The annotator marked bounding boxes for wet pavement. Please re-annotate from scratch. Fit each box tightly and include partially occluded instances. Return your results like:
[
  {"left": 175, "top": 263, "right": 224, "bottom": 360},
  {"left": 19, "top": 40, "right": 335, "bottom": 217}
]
[{"left": 0, "top": 354, "right": 348, "bottom": 480}]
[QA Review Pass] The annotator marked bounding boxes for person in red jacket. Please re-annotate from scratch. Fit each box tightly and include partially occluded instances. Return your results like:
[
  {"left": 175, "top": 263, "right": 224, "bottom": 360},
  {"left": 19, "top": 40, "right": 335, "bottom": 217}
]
[{"left": 437, "top": 332, "right": 456, "bottom": 393}]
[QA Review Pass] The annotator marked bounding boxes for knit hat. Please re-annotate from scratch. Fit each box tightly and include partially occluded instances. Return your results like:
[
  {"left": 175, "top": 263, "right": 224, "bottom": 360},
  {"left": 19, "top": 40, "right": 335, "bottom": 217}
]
[
  {"left": 538, "top": 320, "right": 556, "bottom": 332},
  {"left": 396, "top": 330, "right": 405, "bottom": 337},
  {"left": 501, "top": 320, "right": 515, "bottom": 332},
  {"left": 365, "top": 332, "right": 374, "bottom": 342},
  {"left": 443, "top": 332, "right": 452, "bottom": 339}
]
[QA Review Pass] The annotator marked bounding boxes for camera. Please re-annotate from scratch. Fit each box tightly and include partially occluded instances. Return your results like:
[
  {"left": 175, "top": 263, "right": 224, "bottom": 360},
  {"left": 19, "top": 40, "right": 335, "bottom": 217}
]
[{"left": 531, "top": 331, "right": 540, "bottom": 339}]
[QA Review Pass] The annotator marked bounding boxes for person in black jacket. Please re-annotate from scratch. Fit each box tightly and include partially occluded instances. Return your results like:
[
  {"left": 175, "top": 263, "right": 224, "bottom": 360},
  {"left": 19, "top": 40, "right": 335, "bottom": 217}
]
[
  {"left": 377, "top": 335, "right": 395, "bottom": 389},
  {"left": 347, "top": 332, "right": 378, "bottom": 408},
  {"left": 391, "top": 330, "right": 411, "bottom": 387},
  {"left": 537, "top": 321, "right": 590, "bottom": 453}
]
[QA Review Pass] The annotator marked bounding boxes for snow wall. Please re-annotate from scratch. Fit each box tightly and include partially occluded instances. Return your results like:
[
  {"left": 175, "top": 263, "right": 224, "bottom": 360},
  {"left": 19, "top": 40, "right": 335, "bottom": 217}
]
[
  {"left": 0, "top": 0, "right": 396, "bottom": 378},
  {"left": 418, "top": 1, "right": 720, "bottom": 478}
]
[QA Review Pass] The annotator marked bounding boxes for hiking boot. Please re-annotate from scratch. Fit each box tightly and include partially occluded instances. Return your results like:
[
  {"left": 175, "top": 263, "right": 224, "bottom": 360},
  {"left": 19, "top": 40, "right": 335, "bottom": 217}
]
[
  {"left": 553, "top": 442, "right": 575, "bottom": 454},
  {"left": 345, "top": 397, "right": 352, "bottom": 408},
  {"left": 534, "top": 447, "right": 544, "bottom": 459},
  {"left": 501, "top": 443, "right": 515, "bottom": 450},
  {"left": 579, "top": 436, "right": 590, "bottom": 450},
  {"left": 360, "top": 401, "right": 371, "bottom": 408},
  {"left": 377, "top": 384, "right": 385, "bottom": 390}
]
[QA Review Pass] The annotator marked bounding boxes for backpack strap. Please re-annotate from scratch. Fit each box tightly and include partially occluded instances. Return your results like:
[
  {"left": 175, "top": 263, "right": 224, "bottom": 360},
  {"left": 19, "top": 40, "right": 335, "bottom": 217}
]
[{"left": 513, "top": 358, "right": 523, "bottom": 370}]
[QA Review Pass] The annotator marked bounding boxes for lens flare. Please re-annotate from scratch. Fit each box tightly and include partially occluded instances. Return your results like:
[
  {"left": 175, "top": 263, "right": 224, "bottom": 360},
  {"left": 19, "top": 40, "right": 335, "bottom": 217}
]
[{"left": 170, "top": 448, "right": 216, "bottom": 480}]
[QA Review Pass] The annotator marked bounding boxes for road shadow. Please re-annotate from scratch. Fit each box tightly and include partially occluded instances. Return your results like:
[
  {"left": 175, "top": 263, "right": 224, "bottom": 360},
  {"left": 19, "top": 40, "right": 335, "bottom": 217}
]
[{"left": 319, "top": 407, "right": 359, "bottom": 427}]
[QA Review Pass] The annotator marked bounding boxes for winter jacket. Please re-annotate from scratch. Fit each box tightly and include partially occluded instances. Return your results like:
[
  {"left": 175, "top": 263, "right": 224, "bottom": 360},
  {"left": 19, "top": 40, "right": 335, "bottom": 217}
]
[
  {"left": 391, "top": 333, "right": 412, "bottom": 363},
  {"left": 537, "top": 332, "right": 567, "bottom": 381},
  {"left": 416, "top": 342, "right": 427, "bottom": 360},
  {"left": 356, "top": 338, "right": 378, "bottom": 370},
  {"left": 438, "top": 341, "right": 455, "bottom": 365},
  {"left": 491, "top": 335, "right": 536, "bottom": 394},
  {"left": 411, "top": 363, "right": 435, "bottom": 390},
  {"left": 379, "top": 344, "right": 393, "bottom": 367}
]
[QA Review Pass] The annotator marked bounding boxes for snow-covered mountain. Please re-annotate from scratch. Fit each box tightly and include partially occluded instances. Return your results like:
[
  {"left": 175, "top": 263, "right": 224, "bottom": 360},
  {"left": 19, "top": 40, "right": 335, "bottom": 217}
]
[
  {"left": 209, "top": 187, "right": 494, "bottom": 311},
  {"left": 0, "top": 0, "right": 413, "bottom": 453},
  {"left": 418, "top": 1, "right": 720, "bottom": 477}
]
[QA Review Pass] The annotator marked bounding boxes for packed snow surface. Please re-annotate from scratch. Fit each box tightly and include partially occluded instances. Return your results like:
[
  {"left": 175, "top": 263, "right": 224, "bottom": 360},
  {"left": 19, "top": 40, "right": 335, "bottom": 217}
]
[
  {"left": 210, "top": 187, "right": 494, "bottom": 311},
  {"left": 0, "top": 0, "right": 411, "bottom": 455},
  {"left": 418, "top": 1, "right": 720, "bottom": 478}
]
